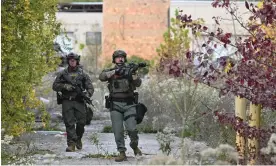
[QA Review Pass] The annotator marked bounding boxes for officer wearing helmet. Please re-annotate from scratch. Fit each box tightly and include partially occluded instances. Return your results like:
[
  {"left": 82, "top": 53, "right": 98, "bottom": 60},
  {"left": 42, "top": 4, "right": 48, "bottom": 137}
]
[
  {"left": 52, "top": 52, "right": 94, "bottom": 152},
  {"left": 99, "top": 50, "right": 142, "bottom": 162}
]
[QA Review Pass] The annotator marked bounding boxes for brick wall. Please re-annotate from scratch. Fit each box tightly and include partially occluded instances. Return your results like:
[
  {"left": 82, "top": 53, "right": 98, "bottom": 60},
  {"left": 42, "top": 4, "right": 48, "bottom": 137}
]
[{"left": 102, "top": 0, "right": 170, "bottom": 63}]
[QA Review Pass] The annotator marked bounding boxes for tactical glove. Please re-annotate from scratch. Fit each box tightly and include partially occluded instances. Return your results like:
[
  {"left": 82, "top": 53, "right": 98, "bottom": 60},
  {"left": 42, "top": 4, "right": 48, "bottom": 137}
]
[
  {"left": 115, "top": 68, "right": 125, "bottom": 76},
  {"left": 132, "top": 74, "right": 139, "bottom": 80},
  {"left": 63, "top": 84, "right": 75, "bottom": 91}
]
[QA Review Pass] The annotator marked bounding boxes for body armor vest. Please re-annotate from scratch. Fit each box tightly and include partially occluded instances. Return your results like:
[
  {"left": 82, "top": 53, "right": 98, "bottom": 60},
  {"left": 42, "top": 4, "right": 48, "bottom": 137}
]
[
  {"left": 61, "top": 68, "right": 85, "bottom": 98},
  {"left": 109, "top": 77, "right": 133, "bottom": 93}
]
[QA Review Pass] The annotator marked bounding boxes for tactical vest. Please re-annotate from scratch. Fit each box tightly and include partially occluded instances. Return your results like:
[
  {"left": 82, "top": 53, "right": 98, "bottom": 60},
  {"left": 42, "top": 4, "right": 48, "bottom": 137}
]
[
  {"left": 62, "top": 68, "right": 84, "bottom": 84},
  {"left": 61, "top": 67, "right": 85, "bottom": 98},
  {"left": 108, "top": 77, "right": 136, "bottom": 95}
]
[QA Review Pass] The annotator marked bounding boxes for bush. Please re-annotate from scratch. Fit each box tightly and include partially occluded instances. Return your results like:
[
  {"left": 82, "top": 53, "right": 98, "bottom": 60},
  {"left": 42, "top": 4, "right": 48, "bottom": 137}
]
[
  {"left": 137, "top": 125, "right": 159, "bottom": 133},
  {"left": 137, "top": 73, "right": 235, "bottom": 147}
]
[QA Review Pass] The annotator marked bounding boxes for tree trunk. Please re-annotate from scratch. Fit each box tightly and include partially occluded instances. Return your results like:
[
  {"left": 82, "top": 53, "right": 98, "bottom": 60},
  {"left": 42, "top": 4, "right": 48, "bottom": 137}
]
[
  {"left": 235, "top": 96, "right": 247, "bottom": 164},
  {"left": 248, "top": 103, "right": 261, "bottom": 165}
]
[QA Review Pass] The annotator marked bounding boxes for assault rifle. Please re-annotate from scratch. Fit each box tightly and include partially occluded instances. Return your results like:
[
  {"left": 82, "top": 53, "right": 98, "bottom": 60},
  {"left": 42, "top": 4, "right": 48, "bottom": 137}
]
[
  {"left": 61, "top": 75, "right": 93, "bottom": 106},
  {"left": 71, "top": 81, "right": 95, "bottom": 125},
  {"left": 73, "top": 81, "right": 93, "bottom": 106},
  {"left": 125, "top": 62, "right": 148, "bottom": 80},
  {"left": 127, "top": 62, "right": 147, "bottom": 73},
  {"left": 112, "top": 62, "right": 148, "bottom": 80}
]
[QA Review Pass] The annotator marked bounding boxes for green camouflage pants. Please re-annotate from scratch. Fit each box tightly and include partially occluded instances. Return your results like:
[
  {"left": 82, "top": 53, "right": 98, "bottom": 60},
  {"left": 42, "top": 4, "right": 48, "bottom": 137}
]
[
  {"left": 111, "top": 101, "right": 139, "bottom": 152},
  {"left": 62, "top": 100, "right": 86, "bottom": 146}
]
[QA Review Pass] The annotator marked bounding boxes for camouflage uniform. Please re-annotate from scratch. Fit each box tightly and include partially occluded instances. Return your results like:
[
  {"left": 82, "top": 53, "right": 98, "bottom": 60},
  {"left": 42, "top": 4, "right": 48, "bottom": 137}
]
[
  {"left": 99, "top": 50, "right": 142, "bottom": 161},
  {"left": 52, "top": 53, "right": 94, "bottom": 152}
]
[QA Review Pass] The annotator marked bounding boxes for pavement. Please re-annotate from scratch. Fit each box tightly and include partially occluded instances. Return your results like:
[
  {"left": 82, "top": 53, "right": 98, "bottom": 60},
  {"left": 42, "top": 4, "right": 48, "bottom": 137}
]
[{"left": 29, "top": 120, "right": 182, "bottom": 165}]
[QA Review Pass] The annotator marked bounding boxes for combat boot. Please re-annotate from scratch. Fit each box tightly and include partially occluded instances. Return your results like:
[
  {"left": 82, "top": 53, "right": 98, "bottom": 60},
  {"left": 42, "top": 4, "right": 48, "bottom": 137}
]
[
  {"left": 133, "top": 147, "right": 142, "bottom": 156},
  {"left": 65, "top": 143, "right": 76, "bottom": 152},
  {"left": 76, "top": 139, "right": 82, "bottom": 150},
  {"left": 114, "top": 151, "right": 127, "bottom": 162}
]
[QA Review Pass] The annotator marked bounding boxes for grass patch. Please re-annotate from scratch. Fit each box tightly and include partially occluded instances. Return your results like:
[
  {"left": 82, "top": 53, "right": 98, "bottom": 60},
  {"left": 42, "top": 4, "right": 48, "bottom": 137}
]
[
  {"left": 32, "top": 122, "right": 64, "bottom": 131},
  {"left": 82, "top": 153, "right": 117, "bottom": 159},
  {"left": 101, "top": 125, "right": 113, "bottom": 133},
  {"left": 28, "top": 149, "right": 55, "bottom": 155},
  {"left": 33, "top": 126, "right": 64, "bottom": 131},
  {"left": 138, "top": 125, "right": 160, "bottom": 133},
  {"left": 176, "top": 129, "right": 194, "bottom": 138},
  {"left": 1, "top": 152, "right": 14, "bottom": 165},
  {"left": 1, "top": 148, "right": 54, "bottom": 165}
]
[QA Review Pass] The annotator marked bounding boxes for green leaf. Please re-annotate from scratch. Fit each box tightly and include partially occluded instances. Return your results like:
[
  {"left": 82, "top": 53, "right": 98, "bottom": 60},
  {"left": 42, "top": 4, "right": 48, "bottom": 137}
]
[
  {"left": 1, "top": 0, "right": 61, "bottom": 136},
  {"left": 79, "top": 43, "right": 85, "bottom": 50}
]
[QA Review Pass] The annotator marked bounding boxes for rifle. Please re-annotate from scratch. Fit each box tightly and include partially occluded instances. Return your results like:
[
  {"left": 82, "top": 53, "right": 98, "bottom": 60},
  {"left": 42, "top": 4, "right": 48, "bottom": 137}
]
[
  {"left": 125, "top": 62, "right": 147, "bottom": 80},
  {"left": 127, "top": 62, "right": 147, "bottom": 73},
  {"left": 73, "top": 81, "right": 93, "bottom": 106},
  {"left": 61, "top": 74, "right": 94, "bottom": 106},
  {"left": 112, "top": 62, "right": 148, "bottom": 80}
]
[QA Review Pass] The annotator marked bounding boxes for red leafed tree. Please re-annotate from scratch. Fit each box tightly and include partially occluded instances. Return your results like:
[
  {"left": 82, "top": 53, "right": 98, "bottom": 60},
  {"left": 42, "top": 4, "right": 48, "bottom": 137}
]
[
  {"left": 158, "top": 1, "right": 276, "bottom": 163},
  {"left": 159, "top": 0, "right": 276, "bottom": 109}
]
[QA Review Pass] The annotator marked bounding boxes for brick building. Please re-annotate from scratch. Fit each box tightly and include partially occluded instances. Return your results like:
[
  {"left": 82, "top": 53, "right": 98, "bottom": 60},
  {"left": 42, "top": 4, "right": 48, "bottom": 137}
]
[
  {"left": 56, "top": 0, "right": 255, "bottom": 66},
  {"left": 102, "top": 0, "right": 170, "bottom": 61}
]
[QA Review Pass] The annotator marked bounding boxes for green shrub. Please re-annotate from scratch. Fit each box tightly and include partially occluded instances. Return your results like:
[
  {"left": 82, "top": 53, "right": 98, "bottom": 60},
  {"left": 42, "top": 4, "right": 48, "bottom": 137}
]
[
  {"left": 138, "top": 125, "right": 159, "bottom": 133},
  {"left": 102, "top": 125, "right": 113, "bottom": 133}
]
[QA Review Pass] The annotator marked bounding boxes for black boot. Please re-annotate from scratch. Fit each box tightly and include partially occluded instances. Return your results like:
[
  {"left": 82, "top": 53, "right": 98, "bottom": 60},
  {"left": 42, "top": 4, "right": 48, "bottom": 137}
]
[
  {"left": 115, "top": 151, "right": 127, "bottom": 162},
  {"left": 132, "top": 147, "right": 142, "bottom": 156},
  {"left": 76, "top": 139, "right": 82, "bottom": 150},
  {"left": 66, "top": 143, "right": 76, "bottom": 152}
]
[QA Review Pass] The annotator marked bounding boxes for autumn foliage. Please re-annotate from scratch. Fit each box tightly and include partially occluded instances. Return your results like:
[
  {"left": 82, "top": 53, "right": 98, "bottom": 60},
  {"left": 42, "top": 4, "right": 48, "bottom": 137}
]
[
  {"left": 158, "top": 0, "right": 276, "bottom": 163},
  {"left": 159, "top": 0, "right": 276, "bottom": 109}
]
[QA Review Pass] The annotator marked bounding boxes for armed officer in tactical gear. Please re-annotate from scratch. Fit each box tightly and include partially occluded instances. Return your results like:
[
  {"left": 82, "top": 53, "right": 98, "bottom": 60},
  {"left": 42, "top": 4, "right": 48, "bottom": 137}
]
[
  {"left": 99, "top": 50, "right": 142, "bottom": 162},
  {"left": 52, "top": 53, "right": 94, "bottom": 152}
]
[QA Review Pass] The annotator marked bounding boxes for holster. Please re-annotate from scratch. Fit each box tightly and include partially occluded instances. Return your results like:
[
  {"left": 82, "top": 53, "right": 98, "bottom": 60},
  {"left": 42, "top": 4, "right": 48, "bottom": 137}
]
[
  {"left": 57, "top": 92, "right": 63, "bottom": 105},
  {"left": 134, "top": 92, "right": 139, "bottom": 104},
  {"left": 105, "top": 95, "right": 111, "bottom": 109}
]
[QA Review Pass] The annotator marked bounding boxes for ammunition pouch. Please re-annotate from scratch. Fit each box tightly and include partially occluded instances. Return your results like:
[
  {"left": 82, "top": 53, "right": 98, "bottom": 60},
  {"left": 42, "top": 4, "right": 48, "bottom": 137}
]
[
  {"left": 136, "top": 103, "right": 147, "bottom": 124},
  {"left": 57, "top": 92, "right": 63, "bottom": 105}
]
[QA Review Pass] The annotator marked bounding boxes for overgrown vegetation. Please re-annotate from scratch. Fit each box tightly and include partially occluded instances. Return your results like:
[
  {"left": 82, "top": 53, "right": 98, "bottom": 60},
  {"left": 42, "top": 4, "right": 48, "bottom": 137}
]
[
  {"left": 2, "top": 0, "right": 276, "bottom": 165},
  {"left": 137, "top": 125, "right": 159, "bottom": 134},
  {"left": 156, "top": 0, "right": 276, "bottom": 164},
  {"left": 2, "top": 0, "right": 61, "bottom": 136},
  {"left": 138, "top": 73, "right": 235, "bottom": 147},
  {"left": 1, "top": 133, "right": 56, "bottom": 165},
  {"left": 88, "top": 132, "right": 117, "bottom": 158}
]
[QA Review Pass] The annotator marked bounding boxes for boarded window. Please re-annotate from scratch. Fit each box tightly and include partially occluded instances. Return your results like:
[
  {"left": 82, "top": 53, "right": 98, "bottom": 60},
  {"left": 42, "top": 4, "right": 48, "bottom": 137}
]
[{"left": 86, "top": 32, "right": 101, "bottom": 45}]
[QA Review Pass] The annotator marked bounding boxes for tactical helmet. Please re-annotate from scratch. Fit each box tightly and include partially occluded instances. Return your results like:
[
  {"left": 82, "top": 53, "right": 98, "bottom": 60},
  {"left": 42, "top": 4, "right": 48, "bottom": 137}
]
[
  {"left": 112, "top": 50, "right": 127, "bottom": 63},
  {"left": 66, "top": 52, "right": 80, "bottom": 65}
]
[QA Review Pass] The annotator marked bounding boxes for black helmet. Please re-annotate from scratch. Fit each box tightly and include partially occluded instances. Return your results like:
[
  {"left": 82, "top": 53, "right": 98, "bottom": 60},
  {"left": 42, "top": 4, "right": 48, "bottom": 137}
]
[
  {"left": 66, "top": 52, "right": 80, "bottom": 65},
  {"left": 112, "top": 50, "right": 127, "bottom": 63}
]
